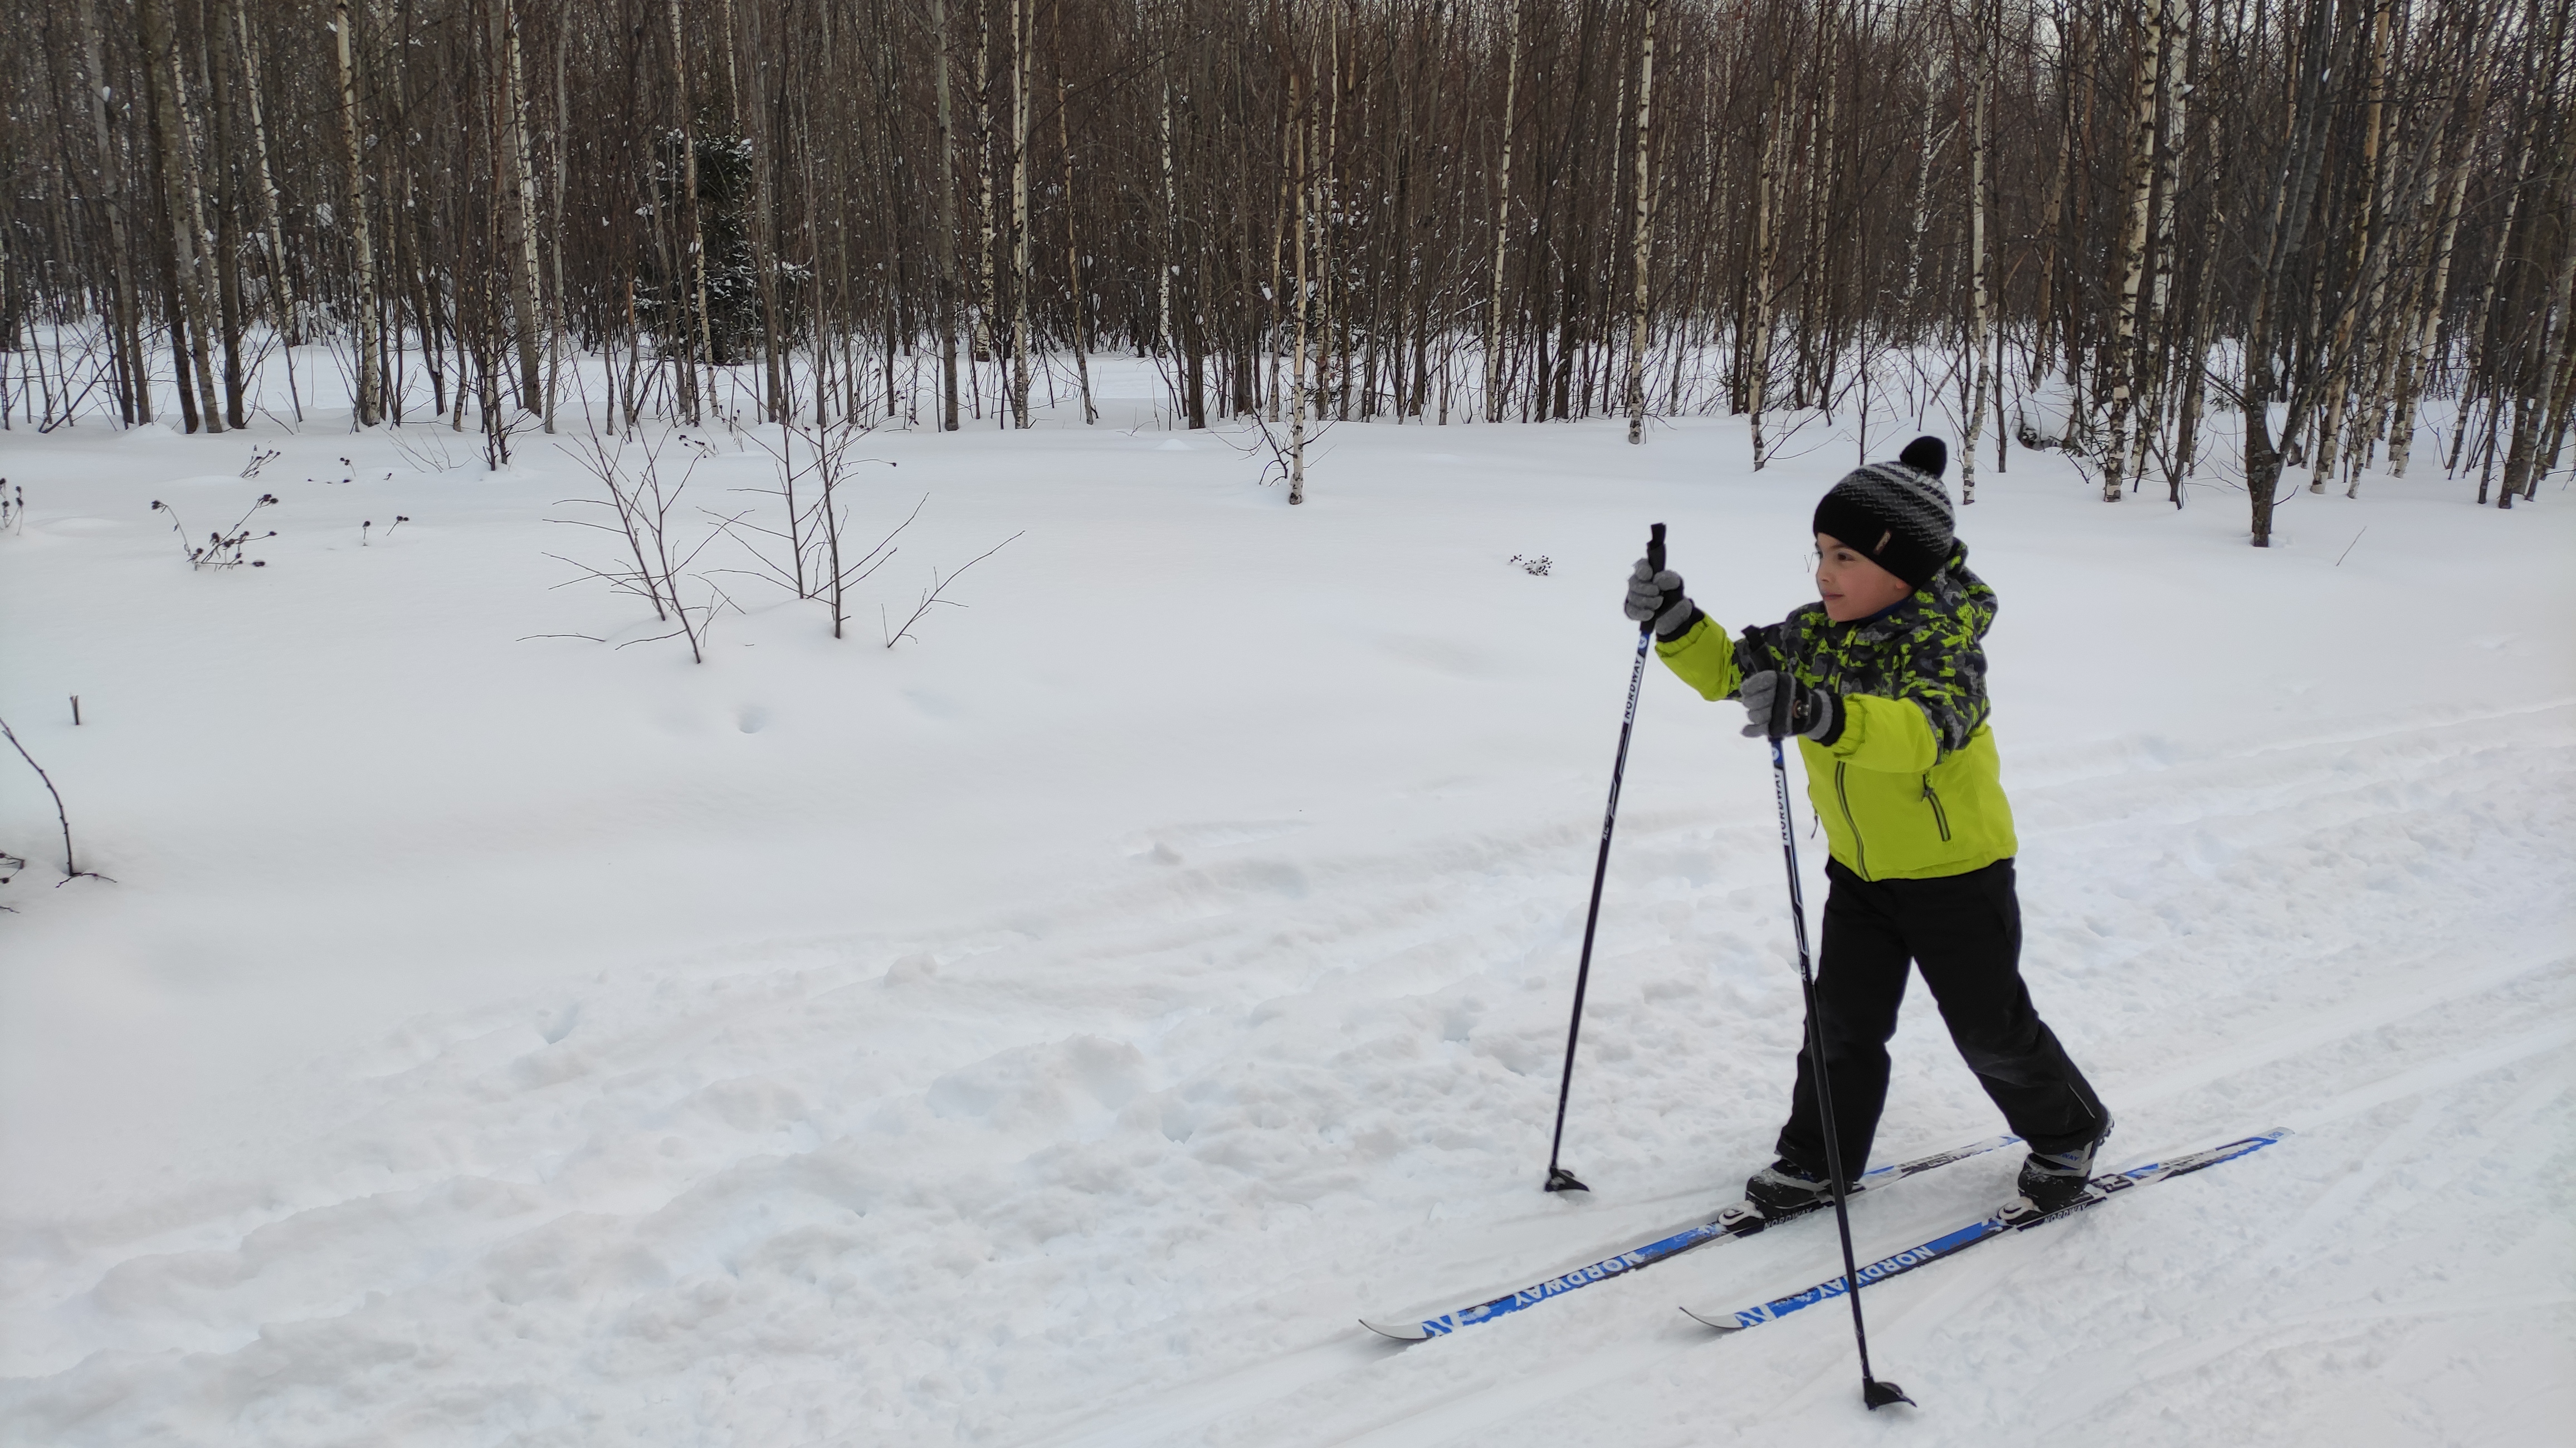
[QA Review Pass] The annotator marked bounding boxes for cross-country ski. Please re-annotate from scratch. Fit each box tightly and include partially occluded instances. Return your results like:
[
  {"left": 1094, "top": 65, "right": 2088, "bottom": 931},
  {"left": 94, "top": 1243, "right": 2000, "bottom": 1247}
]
[
  {"left": 1679, "top": 1131, "right": 2289, "bottom": 1336},
  {"left": 1363, "top": 1133, "right": 2017, "bottom": 1341}
]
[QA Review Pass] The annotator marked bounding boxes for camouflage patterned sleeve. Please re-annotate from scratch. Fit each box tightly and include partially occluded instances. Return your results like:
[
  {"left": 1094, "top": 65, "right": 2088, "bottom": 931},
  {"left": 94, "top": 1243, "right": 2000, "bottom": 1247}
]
[{"left": 1880, "top": 612, "right": 1991, "bottom": 757}]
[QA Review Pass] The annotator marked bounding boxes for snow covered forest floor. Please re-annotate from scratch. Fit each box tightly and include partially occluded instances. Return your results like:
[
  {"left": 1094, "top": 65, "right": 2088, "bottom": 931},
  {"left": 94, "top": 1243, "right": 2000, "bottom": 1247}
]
[{"left": 2, "top": 358, "right": 2571, "bottom": 1446}]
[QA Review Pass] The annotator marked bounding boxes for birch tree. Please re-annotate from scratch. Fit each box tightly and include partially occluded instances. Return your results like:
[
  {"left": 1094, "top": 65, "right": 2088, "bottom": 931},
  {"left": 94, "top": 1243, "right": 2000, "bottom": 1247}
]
[
  {"left": 1962, "top": 52, "right": 1990, "bottom": 506},
  {"left": 2100, "top": 0, "right": 2159, "bottom": 501},
  {"left": 1623, "top": 0, "right": 1658, "bottom": 445},
  {"left": 1484, "top": 0, "right": 1520, "bottom": 423},
  {"left": 1745, "top": 73, "right": 1784, "bottom": 469},
  {"left": 932, "top": 0, "right": 962, "bottom": 430},
  {"left": 74, "top": 0, "right": 147, "bottom": 424},
  {"left": 141, "top": 0, "right": 223, "bottom": 433}
]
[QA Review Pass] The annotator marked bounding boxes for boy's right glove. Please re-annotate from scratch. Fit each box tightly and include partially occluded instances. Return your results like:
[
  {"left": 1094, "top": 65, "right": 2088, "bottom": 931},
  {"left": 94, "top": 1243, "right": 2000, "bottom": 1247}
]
[
  {"left": 1623, "top": 560, "right": 1702, "bottom": 640},
  {"left": 1737, "top": 670, "right": 1842, "bottom": 743}
]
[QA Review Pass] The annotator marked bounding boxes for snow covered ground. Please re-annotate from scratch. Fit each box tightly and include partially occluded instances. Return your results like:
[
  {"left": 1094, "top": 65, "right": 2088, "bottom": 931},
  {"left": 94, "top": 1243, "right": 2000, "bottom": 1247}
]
[{"left": 2, "top": 357, "right": 2570, "bottom": 1446}]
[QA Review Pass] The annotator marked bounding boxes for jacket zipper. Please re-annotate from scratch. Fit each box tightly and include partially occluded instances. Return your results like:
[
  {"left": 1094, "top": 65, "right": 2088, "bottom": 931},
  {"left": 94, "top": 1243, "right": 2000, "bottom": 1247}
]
[
  {"left": 1835, "top": 762, "right": 1870, "bottom": 878},
  {"left": 1921, "top": 775, "right": 1952, "bottom": 843}
]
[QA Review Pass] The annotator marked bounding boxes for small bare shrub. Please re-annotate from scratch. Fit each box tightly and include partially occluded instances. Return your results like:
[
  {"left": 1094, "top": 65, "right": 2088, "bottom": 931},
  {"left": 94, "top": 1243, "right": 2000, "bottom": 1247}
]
[
  {"left": 150, "top": 495, "right": 276, "bottom": 569},
  {"left": 546, "top": 427, "right": 738, "bottom": 663}
]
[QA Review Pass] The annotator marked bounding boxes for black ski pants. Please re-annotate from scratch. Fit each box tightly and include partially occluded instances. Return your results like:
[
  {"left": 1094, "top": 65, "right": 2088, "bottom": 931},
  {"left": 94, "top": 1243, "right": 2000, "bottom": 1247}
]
[{"left": 1775, "top": 857, "right": 2108, "bottom": 1176}]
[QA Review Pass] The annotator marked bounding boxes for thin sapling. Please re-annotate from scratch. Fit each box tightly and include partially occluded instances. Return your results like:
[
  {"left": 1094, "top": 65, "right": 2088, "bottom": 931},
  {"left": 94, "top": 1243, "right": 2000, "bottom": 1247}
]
[
  {"left": 547, "top": 426, "right": 735, "bottom": 662},
  {"left": 718, "top": 418, "right": 911, "bottom": 639}
]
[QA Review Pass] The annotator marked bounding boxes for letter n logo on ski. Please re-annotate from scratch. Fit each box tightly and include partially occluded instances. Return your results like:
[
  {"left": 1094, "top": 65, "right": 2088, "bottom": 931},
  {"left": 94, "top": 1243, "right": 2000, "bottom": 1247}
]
[{"left": 1734, "top": 1305, "right": 1770, "bottom": 1330}]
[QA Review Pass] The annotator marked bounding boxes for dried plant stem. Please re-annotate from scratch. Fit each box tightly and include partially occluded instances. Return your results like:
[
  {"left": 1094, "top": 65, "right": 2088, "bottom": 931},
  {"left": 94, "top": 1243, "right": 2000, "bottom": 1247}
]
[{"left": 0, "top": 715, "right": 106, "bottom": 881}]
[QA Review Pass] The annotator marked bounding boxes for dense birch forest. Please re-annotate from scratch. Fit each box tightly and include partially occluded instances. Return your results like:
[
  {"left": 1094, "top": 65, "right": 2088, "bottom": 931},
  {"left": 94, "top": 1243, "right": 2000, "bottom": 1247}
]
[{"left": 2, "top": 0, "right": 2570, "bottom": 540}]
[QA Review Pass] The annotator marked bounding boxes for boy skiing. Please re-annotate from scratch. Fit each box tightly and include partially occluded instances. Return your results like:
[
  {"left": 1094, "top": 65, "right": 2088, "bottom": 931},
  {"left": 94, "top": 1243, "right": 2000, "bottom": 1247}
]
[{"left": 1624, "top": 436, "right": 2112, "bottom": 1217}]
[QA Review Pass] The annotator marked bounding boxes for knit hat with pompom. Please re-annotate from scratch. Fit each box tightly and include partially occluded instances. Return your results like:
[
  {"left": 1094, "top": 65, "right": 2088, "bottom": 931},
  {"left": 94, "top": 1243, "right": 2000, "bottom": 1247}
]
[{"left": 1811, "top": 436, "right": 1954, "bottom": 590}]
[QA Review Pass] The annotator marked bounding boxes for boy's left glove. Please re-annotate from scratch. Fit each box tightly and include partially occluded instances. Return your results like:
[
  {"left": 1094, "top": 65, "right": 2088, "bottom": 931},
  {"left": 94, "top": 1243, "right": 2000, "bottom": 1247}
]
[{"left": 1737, "top": 670, "right": 1843, "bottom": 744}]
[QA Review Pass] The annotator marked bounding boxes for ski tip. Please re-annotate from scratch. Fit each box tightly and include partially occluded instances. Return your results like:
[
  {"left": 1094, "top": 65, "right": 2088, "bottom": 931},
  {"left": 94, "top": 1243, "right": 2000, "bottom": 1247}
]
[
  {"left": 1359, "top": 1319, "right": 1431, "bottom": 1343},
  {"left": 1677, "top": 1306, "right": 1744, "bottom": 1334}
]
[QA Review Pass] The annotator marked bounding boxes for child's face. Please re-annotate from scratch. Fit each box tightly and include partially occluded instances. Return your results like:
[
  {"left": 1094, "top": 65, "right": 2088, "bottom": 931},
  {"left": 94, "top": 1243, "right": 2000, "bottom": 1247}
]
[{"left": 1814, "top": 533, "right": 1915, "bottom": 622}]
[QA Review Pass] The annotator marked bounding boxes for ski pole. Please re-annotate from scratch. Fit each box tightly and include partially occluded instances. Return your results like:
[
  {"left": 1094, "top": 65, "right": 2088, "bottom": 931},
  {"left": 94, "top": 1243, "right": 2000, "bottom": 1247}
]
[
  {"left": 1767, "top": 683, "right": 1913, "bottom": 1410},
  {"left": 1543, "top": 521, "right": 1664, "bottom": 1194}
]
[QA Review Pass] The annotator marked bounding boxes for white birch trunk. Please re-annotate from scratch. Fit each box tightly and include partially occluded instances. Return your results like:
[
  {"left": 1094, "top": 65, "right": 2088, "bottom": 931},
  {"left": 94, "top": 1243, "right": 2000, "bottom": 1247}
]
[
  {"left": 931, "top": 0, "right": 962, "bottom": 430},
  {"left": 1158, "top": 70, "right": 1175, "bottom": 368},
  {"left": 1053, "top": 0, "right": 1094, "bottom": 424},
  {"left": 1746, "top": 79, "right": 1782, "bottom": 468},
  {"left": 75, "top": 0, "right": 149, "bottom": 423},
  {"left": 332, "top": 0, "right": 375, "bottom": 428},
  {"left": 2135, "top": 0, "right": 2187, "bottom": 493},
  {"left": 1623, "top": 0, "right": 1658, "bottom": 445},
  {"left": 974, "top": 6, "right": 996, "bottom": 371},
  {"left": 1484, "top": 0, "right": 1519, "bottom": 423},
  {"left": 2309, "top": 0, "right": 2393, "bottom": 492},
  {"left": 499, "top": 0, "right": 545, "bottom": 405},
  {"left": 2390, "top": 65, "right": 2487, "bottom": 477},
  {"left": 2343, "top": 72, "right": 2409, "bottom": 497},
  {"left": 545, "top": 21, "right": 565, "bottom": 433},
  {"left": 1011, "top": 0, "right": 1032, "bottom": 426},
  {"left": 147, "top": 0, "right": 225, "bottom": 431},
  {"left": 1898, "top": 53, "right": 1948, "bottom": 321},
  {"left": 1267, "top": 113, "right": 1287, "bottom": 423},
  {"left": 230, "top": 1, "right": 297, "bottom": 353},
  {"left": 726, "top": 0, "right": 786, "bottom": 423},
  {"left": 1319, "top": 16, "right": 1340, "bottom": 421},
  {"left": 1289, "top": 69, "right": 1309, "bottom": 505},
  {"left": 2100, "top": 0, "right": 2161, "bottom": 501},
  {"left": 1963, "top": 69, "right": 1990, "bottom": 506},
  {"left": 665, "top": 0, "right": 710, "bottom": 423},
  {"left": 2500, "top": 189, "right": 2576, "bottom": 500},
  {"left": 2148, "top": 2, "right": 2185, "bottom": 339}
]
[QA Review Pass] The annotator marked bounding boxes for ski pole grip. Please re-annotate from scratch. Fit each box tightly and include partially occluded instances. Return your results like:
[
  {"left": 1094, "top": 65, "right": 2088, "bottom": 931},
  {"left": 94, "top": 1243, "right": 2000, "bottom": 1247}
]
[
  {"left": 1647, "top": 522, "right": 1666, "bottom": 575},
  {"left": 1769, "top": 674, "right": 1797, "bottom": 741}
]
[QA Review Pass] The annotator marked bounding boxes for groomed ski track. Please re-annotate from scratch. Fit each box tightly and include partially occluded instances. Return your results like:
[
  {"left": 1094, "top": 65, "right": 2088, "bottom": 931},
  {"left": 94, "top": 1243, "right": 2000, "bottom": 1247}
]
[
  {"left": 11, "top": 701, "right": 2566, "bottom": 1448},
  {"left": 1, "top": 402, "right": 2569, "bottom": 1447}
]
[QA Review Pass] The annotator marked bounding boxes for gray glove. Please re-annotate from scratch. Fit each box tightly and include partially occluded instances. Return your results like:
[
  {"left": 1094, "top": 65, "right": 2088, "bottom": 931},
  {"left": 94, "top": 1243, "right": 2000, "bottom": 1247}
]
[
  {"left": 1623, "top": 560, "right": 1701, "bottom": 641},
  {"left": 1737, "top": 670, "right": 1842, "bottom": 743}
]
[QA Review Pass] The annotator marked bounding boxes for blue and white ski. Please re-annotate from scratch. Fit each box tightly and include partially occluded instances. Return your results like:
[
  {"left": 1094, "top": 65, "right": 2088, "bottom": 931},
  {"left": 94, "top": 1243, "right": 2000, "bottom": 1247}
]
[
  {"left": 1359, "top": 1134, "right": 2018, "bottom": 1341},
  {"left": 1677, "top": 1129, "right": 2289, "bottom": 1334}
]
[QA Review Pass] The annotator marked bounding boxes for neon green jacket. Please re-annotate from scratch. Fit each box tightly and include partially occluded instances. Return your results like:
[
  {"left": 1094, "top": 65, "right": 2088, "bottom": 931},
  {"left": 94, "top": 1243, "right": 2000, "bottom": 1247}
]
[{"left": 1656, "top": 543, "right": 2016, "bottom": 880}]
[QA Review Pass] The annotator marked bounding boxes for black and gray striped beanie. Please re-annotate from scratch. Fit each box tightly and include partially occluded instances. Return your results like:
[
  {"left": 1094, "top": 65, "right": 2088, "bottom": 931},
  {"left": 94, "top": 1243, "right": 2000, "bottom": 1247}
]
[{"left": 1811, "top": 436, "right": 1954, "bottom": 590}]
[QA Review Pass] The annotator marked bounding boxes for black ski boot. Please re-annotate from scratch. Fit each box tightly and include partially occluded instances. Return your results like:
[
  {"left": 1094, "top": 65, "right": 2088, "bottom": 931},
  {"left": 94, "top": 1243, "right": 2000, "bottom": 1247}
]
[
  {"left": 2013, "top": 1119, "right": 2115, "bottom": 1215},
  {"left": 1743, "top": 1157, "right": 1838, "bottom": 1217}
]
